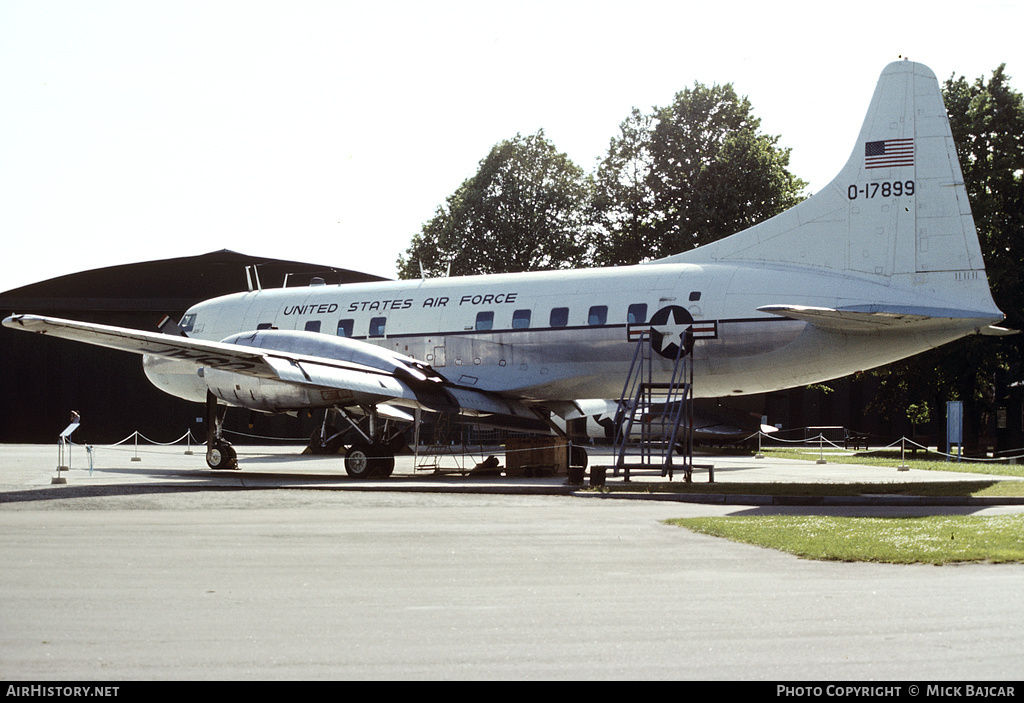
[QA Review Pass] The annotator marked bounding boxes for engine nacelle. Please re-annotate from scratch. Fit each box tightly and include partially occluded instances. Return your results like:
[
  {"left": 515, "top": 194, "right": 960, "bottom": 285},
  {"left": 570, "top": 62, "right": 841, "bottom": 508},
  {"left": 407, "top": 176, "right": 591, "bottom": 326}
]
[
  {"left": 146, "top": 329, "right": 450, "bottom": 414},
  {"left": 221, "top": 329, "right": 442, "bottom": 386}
]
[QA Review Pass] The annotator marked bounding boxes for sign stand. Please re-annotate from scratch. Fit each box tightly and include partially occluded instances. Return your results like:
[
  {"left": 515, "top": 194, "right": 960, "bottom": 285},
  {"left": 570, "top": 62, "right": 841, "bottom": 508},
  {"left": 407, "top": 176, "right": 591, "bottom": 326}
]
[
  {"left": 947, "top": 401, "right": 963, "bottom": 463},
  {"left": 55, "top": 413, "right": 81, "bottom": 484}
]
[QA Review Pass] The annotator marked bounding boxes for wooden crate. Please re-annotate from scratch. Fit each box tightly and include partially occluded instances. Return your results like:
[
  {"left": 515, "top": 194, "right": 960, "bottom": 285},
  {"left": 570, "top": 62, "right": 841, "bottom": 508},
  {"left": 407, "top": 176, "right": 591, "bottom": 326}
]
[{"left": 504, "top": 437, "right": 568, "bottom": 476}]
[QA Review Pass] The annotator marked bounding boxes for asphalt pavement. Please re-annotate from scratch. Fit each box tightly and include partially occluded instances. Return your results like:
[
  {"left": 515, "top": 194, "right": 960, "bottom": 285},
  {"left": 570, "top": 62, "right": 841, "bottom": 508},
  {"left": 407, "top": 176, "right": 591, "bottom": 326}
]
[{"left": 2, "top": 442, "right": 1023, "bottom": 681}]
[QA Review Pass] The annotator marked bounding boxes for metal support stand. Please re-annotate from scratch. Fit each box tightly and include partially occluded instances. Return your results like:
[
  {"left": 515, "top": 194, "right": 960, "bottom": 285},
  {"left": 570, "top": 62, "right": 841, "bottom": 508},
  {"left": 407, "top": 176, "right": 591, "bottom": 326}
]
[
  {"left": 55, "top": 414, "right": 80, "bottom": 484},
  {"left": 612, "top": 329, "right": 697, "bottom": 482}
]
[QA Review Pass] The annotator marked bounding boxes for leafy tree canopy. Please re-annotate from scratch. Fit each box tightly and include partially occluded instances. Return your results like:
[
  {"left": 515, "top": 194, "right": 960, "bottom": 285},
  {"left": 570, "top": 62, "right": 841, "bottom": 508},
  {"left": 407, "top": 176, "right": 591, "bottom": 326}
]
[
  {"left": 397, "top": 131, "right": 592, "bottom": 278},
  {"left": 591, "top": 82, "right": 807, "bottom": 265},
  {"left": 944, "top": 64, "right": 1024, "bottom": 331}
]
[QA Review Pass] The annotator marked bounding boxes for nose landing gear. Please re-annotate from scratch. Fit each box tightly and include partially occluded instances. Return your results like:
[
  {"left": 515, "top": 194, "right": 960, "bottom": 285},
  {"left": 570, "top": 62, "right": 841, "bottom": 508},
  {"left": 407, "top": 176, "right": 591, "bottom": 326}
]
[{"left": 205, "top": 390, "right": 238, "bottom": 470}]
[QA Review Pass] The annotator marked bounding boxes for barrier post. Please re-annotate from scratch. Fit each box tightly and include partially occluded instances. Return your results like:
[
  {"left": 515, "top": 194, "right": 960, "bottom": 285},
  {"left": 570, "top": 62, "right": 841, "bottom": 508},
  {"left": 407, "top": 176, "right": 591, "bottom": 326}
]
[
  {"left": 131, "top": 432, "right": 142, "bottom": 461},
  {"left": 54, "top": 412, "right": 80, "bottom": 484}
]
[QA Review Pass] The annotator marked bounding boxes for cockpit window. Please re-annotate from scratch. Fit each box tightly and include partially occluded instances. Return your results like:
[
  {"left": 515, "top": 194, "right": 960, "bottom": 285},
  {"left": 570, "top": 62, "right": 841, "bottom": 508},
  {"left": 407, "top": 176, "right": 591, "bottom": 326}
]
[{"left": 178, "top": 313, "right": 197, "bottom": 333}]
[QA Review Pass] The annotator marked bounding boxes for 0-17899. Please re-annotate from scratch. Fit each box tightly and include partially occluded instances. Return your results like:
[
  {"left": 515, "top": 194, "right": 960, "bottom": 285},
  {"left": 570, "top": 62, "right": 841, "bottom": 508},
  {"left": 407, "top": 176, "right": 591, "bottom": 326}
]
[{"left": 847, "top": 180, "right": 915, "bottom": 199}]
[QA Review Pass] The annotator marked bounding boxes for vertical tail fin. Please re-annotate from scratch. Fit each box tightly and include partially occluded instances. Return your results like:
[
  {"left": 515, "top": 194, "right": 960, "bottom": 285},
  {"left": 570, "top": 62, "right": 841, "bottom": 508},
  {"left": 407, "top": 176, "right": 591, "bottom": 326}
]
[{"left": 657, "top": 60, "right": 998, "bottom": 314}]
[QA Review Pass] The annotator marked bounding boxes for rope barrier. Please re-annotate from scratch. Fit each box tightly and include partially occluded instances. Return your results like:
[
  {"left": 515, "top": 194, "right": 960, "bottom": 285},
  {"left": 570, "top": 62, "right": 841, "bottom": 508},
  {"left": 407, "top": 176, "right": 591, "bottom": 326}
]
[
  {"left": 57, "top": 427, "right": 1024, "bottom": 465},
  {"left": 748, "top": 429, "right": 1024, "bottom": 463}
]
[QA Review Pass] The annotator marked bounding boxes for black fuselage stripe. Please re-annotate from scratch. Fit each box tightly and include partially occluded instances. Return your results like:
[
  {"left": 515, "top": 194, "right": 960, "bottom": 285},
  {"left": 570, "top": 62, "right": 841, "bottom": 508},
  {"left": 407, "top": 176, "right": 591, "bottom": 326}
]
[{"left": 346, "top": 316, "right": 787, "bottom": 341}]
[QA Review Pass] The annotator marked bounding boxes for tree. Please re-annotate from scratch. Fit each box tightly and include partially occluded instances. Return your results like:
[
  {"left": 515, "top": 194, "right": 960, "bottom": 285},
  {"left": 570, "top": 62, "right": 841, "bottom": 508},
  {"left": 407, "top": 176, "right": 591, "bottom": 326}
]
[
  {"left": 944, "top": 64, "right": 1024, "bottom": 332},
  {"left": 592, "top": 82, "right": 806, "bottom": 266},
  {"left": 397, "top": 131, "right": 592, "bottom": 278},
  {"left": 590, "top": 108, "right": 659, "bottom": 266}
]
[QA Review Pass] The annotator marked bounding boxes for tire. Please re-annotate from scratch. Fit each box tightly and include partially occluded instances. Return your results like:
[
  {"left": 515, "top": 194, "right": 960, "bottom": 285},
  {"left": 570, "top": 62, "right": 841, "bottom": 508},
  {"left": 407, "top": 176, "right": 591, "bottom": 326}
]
[
  {"left": 207, "top": 441, "right": 238, "bottom": 470},
  {"left": 374, "top": 452, "right": 395, "bottom": 478},
  {"left": 344, "top": 443, "right": 375, "bottom": 478},
  {"left": 344, "top": 443, "right": 395, "bottom": 478},
  {"left": 569, "top": 445, "right": 588, "bottom": 469}
]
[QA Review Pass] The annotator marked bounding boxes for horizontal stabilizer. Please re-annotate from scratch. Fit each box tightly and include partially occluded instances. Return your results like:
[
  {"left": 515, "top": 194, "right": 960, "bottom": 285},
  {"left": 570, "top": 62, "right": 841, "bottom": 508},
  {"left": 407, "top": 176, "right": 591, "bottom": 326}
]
[
  {"left": 757, "top": 304, "right": 1005, "bottom": 333},
  {"left": 981, "top": 325, "right": 1019, "bottom": 337}
]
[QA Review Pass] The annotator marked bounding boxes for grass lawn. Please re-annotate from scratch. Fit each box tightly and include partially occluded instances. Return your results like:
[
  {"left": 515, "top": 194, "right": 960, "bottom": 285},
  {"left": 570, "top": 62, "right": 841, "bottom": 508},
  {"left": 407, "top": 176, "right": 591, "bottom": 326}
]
[
  {"left": 757, "top": 446, "right": 1024, "bottom": 480},
  {"left": 666, "top": 514, "right": 1024, "bottom": 564},
  {"left": 650, "top": 448, "right": 1024, "bottom": 564},
  {"left": 596, "top": 447, "right": 1024, "bottom": 498}
]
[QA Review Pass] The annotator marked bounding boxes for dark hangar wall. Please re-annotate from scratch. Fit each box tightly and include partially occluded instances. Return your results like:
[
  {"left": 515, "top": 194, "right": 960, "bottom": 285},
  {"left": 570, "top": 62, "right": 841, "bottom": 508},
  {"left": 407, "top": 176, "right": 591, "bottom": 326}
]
[{"left": 0, "top": 250, "right": 387, "bottom": 444}]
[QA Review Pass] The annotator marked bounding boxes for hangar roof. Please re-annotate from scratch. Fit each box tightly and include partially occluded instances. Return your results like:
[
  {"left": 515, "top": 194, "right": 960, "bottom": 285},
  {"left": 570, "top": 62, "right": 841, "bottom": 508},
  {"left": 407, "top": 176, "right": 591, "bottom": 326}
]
[{"left": 0, "top": 249, "right": 388, "bottom": 314}]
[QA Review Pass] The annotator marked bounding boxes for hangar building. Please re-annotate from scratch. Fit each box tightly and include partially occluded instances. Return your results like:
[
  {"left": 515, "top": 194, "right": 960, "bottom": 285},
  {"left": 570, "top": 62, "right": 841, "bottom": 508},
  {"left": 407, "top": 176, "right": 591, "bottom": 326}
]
[{"left": 0, "top": 250, "right": 385, "bottom": 445}]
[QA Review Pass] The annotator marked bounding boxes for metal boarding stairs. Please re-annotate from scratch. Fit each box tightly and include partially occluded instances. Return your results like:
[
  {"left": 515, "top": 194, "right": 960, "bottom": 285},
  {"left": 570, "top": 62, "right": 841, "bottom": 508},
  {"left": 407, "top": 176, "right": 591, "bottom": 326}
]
[{"left": 613, "top": 328, "right": 695, "bottom": 481}]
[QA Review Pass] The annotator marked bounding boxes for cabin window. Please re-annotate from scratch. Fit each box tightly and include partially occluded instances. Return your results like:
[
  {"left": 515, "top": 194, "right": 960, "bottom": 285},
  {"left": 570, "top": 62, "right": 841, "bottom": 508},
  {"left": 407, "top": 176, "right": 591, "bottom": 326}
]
[
  {"left": 336, "top": 319, "right": 354, "bottom": 337},
  {"left": 475, "top": 311, "right": 494, "bottom": 331},
  {"left": 588, "top": 305, "right": 608, "bottom": 326},
  {"left": 689, "top": 291, "right": 702, "bottom": 301},
  {"left": 369, "top": 316, "right": 387, "bottom": 337},
  {"left": 304, "top": 320, "right": 321, "bottom": 333},
  {"left": 550, "top": 307, "right": 569, "bottom": 328},
  {"left": 512, "top": 309, "right": 531, "bottom": 329},
  {"left": 627, "top": 303, "right": 647, "bottom": 324},
  {"left": 257, "top": 322, "right": 274, "bottom": 330}
]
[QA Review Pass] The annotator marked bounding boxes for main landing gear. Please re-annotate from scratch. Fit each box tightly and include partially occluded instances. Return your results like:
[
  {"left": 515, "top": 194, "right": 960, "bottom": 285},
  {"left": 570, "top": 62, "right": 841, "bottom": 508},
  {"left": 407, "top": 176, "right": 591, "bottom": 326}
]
[
  {"left": 309, "top": 406, "right": 397, "bottom": 479},
  {"left": 203, "top": 397, "right": 397, "bottom": 477}
]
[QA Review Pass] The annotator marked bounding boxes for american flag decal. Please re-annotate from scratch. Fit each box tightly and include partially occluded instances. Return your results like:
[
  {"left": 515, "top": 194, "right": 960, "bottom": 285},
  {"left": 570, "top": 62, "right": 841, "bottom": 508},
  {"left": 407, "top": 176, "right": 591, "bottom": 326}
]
[{"left": 864, "top": 138, "right": 914, "bottom": 169}]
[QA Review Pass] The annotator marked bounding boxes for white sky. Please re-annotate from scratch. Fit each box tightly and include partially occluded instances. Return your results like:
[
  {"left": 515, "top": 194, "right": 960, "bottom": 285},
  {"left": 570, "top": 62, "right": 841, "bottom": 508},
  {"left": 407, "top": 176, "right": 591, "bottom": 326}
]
[{"left": 2, "top": 0, "right": 1022, "bottom": 291}]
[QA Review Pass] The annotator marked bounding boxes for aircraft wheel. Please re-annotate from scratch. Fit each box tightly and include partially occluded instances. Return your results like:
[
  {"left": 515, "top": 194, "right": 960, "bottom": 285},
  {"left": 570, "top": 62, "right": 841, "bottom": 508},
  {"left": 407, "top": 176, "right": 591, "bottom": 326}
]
[
  {"left": 345, "top": 443, "right": 395, "bottom": 478},
  {"left": 569, "top": 445, "right": 588, "bottom": 469},
  {"left": 207, "top": 441, "right": 238, "bottom": 470},
  {"left": 344, "top": 443, "right": 376, "bottom": 479},
  {"left": 373, "top": 451, "right": 395, "bottom": 478}
]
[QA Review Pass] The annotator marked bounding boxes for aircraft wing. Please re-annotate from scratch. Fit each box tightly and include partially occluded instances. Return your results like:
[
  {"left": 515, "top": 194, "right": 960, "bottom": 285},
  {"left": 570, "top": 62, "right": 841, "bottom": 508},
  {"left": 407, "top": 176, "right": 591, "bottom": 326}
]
[
  {"left": 5, "top": 313, "right": 281, "bottom": 376},
  {"left": 757, "top": 304, "right": 1010, "bottom": 334},
  {"left": 2, "top": 314, "right": 549, "bottom": 430}
]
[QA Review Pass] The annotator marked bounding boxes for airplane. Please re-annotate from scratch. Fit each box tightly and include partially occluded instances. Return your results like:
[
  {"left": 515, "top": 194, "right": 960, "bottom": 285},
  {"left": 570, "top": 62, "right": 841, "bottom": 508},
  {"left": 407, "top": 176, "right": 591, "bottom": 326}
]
[
  {"left": 3, "top": 60, "right": 1011, "bottom": 476},
  {"left": 589, "top": 398, "right": 779, "bottom": 445}
]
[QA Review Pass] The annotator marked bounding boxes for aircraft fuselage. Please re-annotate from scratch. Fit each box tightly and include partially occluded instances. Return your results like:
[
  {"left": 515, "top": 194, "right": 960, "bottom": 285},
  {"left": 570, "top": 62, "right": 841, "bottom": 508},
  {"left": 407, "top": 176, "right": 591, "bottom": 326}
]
[{"left": 145, "top": 260, "right": 994, "bottom": 409}]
